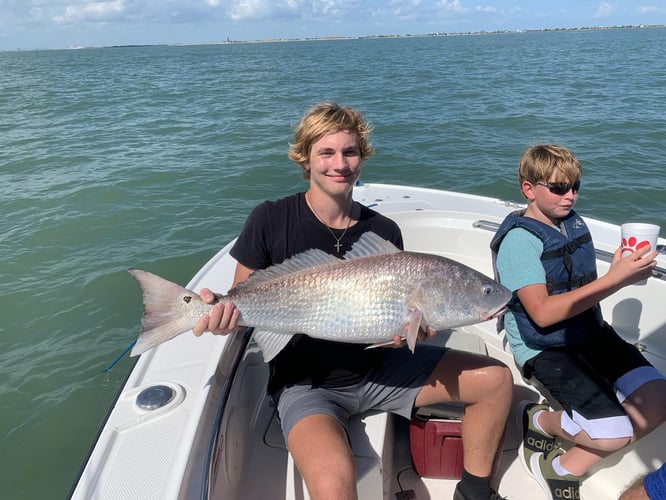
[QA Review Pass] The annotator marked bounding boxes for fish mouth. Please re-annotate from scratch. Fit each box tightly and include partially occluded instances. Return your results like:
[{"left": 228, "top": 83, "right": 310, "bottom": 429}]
[{"left": 481, "top": 306, "right": 507, "bottom": 322}]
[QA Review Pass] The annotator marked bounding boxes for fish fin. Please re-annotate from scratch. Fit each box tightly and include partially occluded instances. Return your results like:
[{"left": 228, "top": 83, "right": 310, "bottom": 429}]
[
  {"left": 128, "top": 269, "right": 201, "bottom": 356},
  {"left": 343, "top": 232, "right": 401, "bottom": 260},
  {"left": 365, "top": 337, "right": 405, "bottom": 349},
  {"left": 252, "top": 330, "right": 293, "bottom": 362},
  {"left": 234, "top": 249, "right": 339, "bottom": 290},
  {"left": 233, "top": 232, "right": 398, "bottom": 290},
  {"left": 406, "top": 309, "right": 423, "bottom": 353}
]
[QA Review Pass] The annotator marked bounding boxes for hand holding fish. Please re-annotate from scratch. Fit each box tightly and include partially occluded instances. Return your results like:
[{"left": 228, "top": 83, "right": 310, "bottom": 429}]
[
  {"left": 192, "top": 288, "right": 241, "bottom": 337},
  {"left": 390, "top": 325, "right": 435, "bottom": 348}
]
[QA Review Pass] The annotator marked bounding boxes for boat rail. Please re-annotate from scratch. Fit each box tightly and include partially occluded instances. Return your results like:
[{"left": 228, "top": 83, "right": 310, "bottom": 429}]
[{"left": 473, "top": 220, "right": 666, "bottom": 281}]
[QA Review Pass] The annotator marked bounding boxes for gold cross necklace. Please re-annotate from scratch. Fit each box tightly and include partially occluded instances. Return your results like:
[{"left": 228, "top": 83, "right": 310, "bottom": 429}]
[{"left": 305, "top": 191, "right": 353, "bottom": 253}]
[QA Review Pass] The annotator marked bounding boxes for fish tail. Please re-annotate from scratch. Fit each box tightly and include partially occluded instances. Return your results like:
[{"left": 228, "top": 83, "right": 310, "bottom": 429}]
[{"left": 128, "top": 269, "right": 202, "bottom": 356}]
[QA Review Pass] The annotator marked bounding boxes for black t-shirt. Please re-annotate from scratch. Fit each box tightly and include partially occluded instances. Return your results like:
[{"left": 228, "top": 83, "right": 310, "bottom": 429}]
[{"left": 229, "top": 191, "right": 404, "bottom": 394}]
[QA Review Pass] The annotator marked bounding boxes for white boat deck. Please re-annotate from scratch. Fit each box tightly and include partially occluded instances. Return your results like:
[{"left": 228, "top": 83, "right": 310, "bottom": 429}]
[{"left": 70, "top": 183, "right": 666, "bottom": 500}]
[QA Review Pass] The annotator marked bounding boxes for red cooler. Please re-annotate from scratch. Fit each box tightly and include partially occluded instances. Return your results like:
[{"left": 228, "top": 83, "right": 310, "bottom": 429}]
[
  {"left": 410, "top": 402, "right": 504, "bottom": 479},
  {"left": 409, "top": 403, "right": 465, "bottom": 479}
]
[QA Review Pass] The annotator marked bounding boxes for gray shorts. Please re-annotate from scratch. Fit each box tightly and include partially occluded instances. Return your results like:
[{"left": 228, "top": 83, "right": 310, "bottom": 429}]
[{"left": 275, "top": 344, "right": 446, "bottom": 440}]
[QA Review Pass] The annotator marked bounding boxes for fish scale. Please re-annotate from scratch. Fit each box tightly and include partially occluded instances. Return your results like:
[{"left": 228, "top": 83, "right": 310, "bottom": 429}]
[{"left": 228, "top": 254, "right": 416, "bottom": 339}]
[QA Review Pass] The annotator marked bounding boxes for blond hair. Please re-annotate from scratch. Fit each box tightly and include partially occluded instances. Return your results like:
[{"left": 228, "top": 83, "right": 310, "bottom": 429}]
[
  {"left": 288, "top": 103, "right": 374, "bottom": 179},
  {"left": 518, "top": 144, "right": 582, "bottom": 186}
]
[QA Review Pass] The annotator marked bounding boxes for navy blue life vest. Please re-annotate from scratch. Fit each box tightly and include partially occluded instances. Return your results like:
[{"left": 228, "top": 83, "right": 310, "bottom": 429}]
[{"left": 490, "top": 209, "right": 603, "bottom": 348}]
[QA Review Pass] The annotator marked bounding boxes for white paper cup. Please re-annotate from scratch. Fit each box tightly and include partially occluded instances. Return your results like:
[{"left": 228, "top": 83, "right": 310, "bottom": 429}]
[{"left": 621, "top": 222, "right": 660, "bottom": 285}]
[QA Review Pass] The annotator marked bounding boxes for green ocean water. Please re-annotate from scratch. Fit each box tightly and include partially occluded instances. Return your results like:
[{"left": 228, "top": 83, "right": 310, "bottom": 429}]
[{"left": 1, "top": 28, "right": 665, "bottom": 498}]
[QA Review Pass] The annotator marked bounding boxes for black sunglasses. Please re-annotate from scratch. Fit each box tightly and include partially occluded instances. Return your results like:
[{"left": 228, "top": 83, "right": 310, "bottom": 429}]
[{"left": 535, "top": 180, "right": 581, "bottom": 195}]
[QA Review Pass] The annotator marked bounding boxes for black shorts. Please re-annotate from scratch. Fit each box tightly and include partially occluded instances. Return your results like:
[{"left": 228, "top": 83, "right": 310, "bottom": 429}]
[{"left": 523, "top": 322, "right": 663, "bottom": 439}]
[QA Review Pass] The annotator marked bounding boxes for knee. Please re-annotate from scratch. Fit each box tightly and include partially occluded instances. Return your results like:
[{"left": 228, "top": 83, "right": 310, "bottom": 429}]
[
  {"left": 487, "top": 362, "right": 514, "bottom": 396},
  {"left": 470, "top": 362, "right": 513, "bottom": 409},
  {"left": 587, "top": 436, "right": 632, "bottom": 453},
  {"left": 630, "top": 397, "right": 666, "bottom": 436},
  {"left": 570, "top": 421, "right": 633, "bottom": 452}
]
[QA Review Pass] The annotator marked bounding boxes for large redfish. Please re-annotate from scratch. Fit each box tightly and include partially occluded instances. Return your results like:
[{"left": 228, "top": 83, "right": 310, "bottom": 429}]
[{"left": 129, "top": 232, "right": 510, "bottom": 361}]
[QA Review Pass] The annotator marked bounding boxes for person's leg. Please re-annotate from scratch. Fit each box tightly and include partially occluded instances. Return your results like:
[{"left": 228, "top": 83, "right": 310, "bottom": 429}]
[
  {"left": 276, "top": 384, "right": 360, "bottom": 500},
  {"left": 524, "top": 349, "right": 633, "bottom": 473},
  {"left": 579, "top": 324, "right": 666, "bottom": 442},
  {"left": 542, "top": 376, "right": 665, "bottom": 494},
  {"left": 520, "top": 328, "right": 665, "bottom": 498},
  {"left": 412, "top": 349, "right": 513, "bottom": 499},
  {"left": 535, "top": 409, "right": 626, "bottom": 475},
  {"left": 287, "top": 414, "right": 358, "bottom": 500},
  {"left": 415, "top": 349, "right": 513, "bottom": 478},
  {"left": 359, "top": 345, "right": 512, "bottom": 499},
  {"left": 526, "top": 375, "right": 665, "bottom": 495},
  {"left": 619, "top": 376, "right": 666, "bottom": 441}
]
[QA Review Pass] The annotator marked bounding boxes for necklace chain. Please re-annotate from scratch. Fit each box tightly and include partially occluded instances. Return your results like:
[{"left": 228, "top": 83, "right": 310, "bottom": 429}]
[{"left": 305, "top": 191, "right": 352, "bottom": 253}]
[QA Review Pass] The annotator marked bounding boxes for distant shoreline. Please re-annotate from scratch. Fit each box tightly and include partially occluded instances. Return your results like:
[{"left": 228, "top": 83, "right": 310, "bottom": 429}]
[
  {"left": 5, "top": 24, "right": 665, "bottom": 52},
  {"left": 114, "top": 24, "right": 666, "bottom": 49}
]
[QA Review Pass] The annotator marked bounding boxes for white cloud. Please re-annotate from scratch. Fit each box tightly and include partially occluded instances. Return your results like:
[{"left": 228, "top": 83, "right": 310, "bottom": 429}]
[
  {"left": 229, "top": 0, "right": 270, "bottom": 20},
  {"left": 637, "top": 5, "right": 666, "bottom": 15},
  {"left": 52, "top": 0, "right": 126, "bottom": 23},
  {"left": 385, "top": 0, "right": 425, "bottom": 16},
  {"left": 226, "top": 0, "right": 368, "bottom": 22},
  {"left": 227, "top": 0, "right": 363, "bottom": 21},
  {"left": 475, "top": 5, "right": 497, "bottom": 14},
  {"left": 436, "top": 0, "right": 466, "bottom": 12},
  {"left": 594, "top": 1, "right": 615, "bottom": 18}
]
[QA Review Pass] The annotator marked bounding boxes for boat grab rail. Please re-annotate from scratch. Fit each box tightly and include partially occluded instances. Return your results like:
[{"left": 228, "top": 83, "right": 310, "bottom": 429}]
[
  {"left": 473, "top": 220, "right": 666, "bottom": 281},
  {"left": 201, "top": 327, "right": 254, "bottom": 500}
]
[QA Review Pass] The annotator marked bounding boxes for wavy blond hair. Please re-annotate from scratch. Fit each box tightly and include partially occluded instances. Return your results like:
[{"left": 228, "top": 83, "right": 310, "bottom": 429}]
[{"left": 288, "top": 102, "right": 375, "bottom": 179}]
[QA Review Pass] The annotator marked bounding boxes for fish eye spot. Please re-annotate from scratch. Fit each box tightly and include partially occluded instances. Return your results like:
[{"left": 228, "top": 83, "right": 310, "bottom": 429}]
[
  {"left": 183, "top": 296, "right": 192, "bottom": 303},
  {"left": 482, "top": 285, "right": 493, "bottom": 296}
]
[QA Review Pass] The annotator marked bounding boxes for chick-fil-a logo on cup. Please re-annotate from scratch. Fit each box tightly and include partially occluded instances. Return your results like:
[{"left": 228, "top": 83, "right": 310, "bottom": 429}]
[{"left": 620, "top": 222, "right": 660, "bottom": 285}]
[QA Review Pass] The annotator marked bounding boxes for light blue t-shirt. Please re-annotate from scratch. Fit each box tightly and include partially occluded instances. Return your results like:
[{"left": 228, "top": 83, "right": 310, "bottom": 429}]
[{"left": 495, "top": 227, "right": 549, "bottom": 366}]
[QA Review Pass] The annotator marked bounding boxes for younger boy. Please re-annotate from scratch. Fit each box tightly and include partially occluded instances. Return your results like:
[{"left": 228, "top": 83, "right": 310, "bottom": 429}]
[{"left": 490, "top": 144, "right": 665, "bottom": 500}]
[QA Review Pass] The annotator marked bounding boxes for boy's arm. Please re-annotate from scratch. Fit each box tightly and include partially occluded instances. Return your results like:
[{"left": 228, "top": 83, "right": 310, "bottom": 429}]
[{"left": 517, "top": 246, "right": 657, "bottom": 328}]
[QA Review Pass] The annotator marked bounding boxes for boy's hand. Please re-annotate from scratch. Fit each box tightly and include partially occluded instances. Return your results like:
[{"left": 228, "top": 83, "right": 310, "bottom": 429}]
[
  {"left": 611, "top": 245, "right": 658, "bottom": 286},
  {"left": 192, "top": 288, "right": 241, "bottom": 336},
  {"left": 391, "top": 326, "right": 436, "bottom": 347}
]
